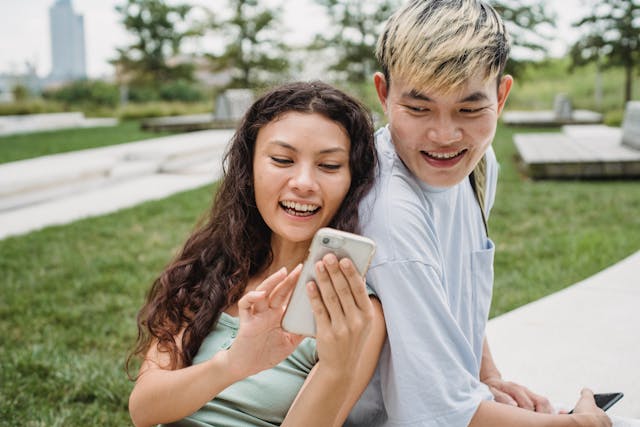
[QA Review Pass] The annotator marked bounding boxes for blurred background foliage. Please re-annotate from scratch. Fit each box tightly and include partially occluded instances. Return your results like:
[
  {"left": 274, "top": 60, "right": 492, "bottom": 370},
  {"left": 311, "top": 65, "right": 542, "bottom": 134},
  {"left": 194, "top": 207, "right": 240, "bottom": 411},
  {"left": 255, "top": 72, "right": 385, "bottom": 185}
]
[{"left": 1, "top": 0, "right": 638, "bottom": 123}]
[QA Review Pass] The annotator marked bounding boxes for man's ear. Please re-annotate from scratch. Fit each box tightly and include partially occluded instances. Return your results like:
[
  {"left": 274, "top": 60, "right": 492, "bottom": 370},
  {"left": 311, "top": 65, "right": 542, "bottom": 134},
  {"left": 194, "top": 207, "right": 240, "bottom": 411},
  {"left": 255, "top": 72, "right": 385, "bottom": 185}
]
[
  {"left": 373, "top": 72, "right": 389, "bottom": 114},
  {"left": 496, "top": 75, "right": 513, "bottom": 115}
]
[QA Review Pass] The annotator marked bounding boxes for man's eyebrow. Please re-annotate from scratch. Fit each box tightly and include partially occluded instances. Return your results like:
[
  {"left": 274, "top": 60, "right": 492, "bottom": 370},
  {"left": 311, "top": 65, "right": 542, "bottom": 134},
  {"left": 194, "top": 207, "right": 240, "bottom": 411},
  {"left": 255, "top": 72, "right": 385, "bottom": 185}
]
[
  {"left": 403, "top": 90, "right": 489, "bottom": 103},
  {"left": 459, "top": 92, "right": 489, "bottom": 103},
  {"left": 404, "top": 89, "right": 432, "bottom": 102}
]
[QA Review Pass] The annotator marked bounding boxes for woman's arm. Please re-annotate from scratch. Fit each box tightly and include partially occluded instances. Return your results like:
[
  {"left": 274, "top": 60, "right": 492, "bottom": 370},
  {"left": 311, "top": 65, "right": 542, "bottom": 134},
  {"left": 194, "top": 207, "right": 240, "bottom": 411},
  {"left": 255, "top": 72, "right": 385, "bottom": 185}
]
[
  {"left": 129, "top": 340, "right": 242, "bottom": 427},
  {"left": 282, "top": 255, "right": 387, "bottom": 427},
  {"left": 129, "top": 267, "right": 304, "bottom": 427}
]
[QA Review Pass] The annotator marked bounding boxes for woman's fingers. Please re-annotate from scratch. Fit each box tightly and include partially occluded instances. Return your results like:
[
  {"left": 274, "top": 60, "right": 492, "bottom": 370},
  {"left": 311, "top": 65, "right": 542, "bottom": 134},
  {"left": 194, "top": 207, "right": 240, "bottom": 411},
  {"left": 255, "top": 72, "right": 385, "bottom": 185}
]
[
  {"left": 238, "top": 290, "right": 267, "bottom": 316},
  {"left": 307, "top": 281, "right": 331, "bottom": 331},
  {"left": 256, "top": 267, "right": 287, "bottom": 294},
  {"left": 270, "top": 264, "right": 302, "bottom": 309},
  {"left": 240, "top": 266, "right": 298, "bottom": 316},
  {"left": 323, "top": 255, "right": 358, "bottom": 315},
  {"left": 338, "top": 257, "right": 371, "bottom": 312},
  {"left": 314, "top": 255, "right": 346, "bottom": 325}
]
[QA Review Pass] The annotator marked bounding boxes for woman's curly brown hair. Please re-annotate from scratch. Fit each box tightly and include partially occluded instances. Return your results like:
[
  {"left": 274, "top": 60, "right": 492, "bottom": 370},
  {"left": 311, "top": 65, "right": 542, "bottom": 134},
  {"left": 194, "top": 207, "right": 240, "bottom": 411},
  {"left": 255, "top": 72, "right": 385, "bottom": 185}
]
[{"left": 127, "top": 81, "right": 377, "bottom": 375}]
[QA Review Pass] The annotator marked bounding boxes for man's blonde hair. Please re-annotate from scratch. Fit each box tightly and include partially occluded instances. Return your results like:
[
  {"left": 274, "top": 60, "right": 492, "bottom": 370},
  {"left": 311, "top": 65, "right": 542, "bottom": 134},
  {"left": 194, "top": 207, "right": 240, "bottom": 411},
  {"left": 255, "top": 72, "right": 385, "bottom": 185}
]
[{"left": 376, "top": 0, "right": 510, "bottom": 92}]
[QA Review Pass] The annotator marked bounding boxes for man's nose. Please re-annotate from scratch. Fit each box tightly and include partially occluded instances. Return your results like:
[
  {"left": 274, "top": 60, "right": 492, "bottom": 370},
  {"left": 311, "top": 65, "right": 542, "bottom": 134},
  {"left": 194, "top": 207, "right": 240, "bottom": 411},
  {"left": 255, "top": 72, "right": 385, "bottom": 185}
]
[{"left": 427, "top": 114, "right": 462, "bottom": 144}]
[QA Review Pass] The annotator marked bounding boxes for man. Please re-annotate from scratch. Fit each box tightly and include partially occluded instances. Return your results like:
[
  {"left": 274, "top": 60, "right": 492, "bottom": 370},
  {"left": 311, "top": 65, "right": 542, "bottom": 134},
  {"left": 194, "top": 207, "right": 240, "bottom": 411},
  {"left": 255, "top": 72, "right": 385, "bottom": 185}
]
[{"left": 347, "top": 1, "right": 612, "bottom": 426}]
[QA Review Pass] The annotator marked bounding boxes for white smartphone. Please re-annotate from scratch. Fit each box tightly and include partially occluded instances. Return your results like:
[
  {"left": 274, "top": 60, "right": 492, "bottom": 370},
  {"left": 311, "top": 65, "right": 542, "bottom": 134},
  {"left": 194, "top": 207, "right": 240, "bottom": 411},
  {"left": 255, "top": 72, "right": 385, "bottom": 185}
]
[{"left": 281, "top": 227, "right": 376, "bottom": 337}]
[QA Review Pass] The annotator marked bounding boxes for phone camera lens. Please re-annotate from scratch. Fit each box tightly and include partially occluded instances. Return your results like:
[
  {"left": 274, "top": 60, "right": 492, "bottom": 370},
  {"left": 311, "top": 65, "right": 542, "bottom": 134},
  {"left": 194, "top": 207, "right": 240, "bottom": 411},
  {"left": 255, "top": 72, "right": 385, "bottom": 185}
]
[{"left": 322, "top": 237, "right": 331, "bottom": 245}]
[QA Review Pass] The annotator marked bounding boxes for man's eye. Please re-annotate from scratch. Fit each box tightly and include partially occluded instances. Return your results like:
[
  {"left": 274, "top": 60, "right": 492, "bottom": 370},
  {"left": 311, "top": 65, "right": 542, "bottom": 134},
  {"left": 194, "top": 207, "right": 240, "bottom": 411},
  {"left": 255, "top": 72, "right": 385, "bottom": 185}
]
[
  {"left": 460, "top": 107, "right": 483, "bottom": 113},
  {"left": 407, "top": 105, "right": 428, "bottom": 112},
  {"left": 270, "top": 157, "right": 293, "bottom": 165}
]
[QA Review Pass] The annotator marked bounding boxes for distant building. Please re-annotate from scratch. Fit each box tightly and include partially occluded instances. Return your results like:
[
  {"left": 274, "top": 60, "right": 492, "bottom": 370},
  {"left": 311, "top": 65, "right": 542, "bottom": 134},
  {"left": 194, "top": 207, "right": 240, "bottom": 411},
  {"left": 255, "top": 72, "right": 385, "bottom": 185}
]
[{"left": 49, "top": 0, "right": 86, "bottom": 82}]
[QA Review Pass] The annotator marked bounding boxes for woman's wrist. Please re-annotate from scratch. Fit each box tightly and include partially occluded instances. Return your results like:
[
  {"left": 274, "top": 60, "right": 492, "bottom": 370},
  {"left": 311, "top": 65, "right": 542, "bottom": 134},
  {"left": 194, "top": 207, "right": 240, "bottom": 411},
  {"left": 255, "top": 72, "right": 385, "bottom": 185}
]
[
  {"left": 313, "top": 362, "right": 355, "bottom": 391},
  {"left": 209, "top": 349, "right": 251, "bottom": 384}
]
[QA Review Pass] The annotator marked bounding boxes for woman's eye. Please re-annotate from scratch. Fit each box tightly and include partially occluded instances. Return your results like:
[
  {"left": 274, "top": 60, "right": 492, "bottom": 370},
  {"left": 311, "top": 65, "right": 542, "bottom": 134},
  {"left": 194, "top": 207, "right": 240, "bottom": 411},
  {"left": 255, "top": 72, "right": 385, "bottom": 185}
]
[
  {"left": 320, "top": 163, "right": 342, "bottom": 171},
  {"left": 270, "top": 156, "right": 293, "bottom": 165}
]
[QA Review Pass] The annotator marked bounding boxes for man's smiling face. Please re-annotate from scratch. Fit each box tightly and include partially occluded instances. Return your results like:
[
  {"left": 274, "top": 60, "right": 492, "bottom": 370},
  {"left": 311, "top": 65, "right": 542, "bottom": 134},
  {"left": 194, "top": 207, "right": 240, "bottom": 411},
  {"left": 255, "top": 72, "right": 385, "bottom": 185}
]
[{"left": 374, "top": 72, "right": 512, "bottom": 188}]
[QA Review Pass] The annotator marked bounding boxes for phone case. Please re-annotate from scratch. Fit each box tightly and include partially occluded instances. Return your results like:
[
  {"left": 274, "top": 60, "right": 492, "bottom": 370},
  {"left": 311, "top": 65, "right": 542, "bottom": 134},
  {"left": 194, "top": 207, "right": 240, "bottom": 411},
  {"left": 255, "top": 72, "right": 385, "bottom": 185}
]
[
  {"left": 281, "top": 228, "right": 376, "bottom": 337},
  {"left": 594, "top": 393, "right": 624, "bottom": 411}
]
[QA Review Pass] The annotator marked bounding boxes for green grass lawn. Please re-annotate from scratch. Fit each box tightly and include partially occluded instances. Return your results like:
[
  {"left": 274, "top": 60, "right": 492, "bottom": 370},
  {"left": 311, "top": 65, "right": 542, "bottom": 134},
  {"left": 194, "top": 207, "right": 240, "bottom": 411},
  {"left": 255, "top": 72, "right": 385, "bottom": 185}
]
[
  {"left": 1, "top": 125, "right": 639, "bottom": 425},
  {"left": 0, "top": 121, "right": 171, "bottom": 165},
  {"left": 490, "top": 125, "right": 640, "bottom": 316}
]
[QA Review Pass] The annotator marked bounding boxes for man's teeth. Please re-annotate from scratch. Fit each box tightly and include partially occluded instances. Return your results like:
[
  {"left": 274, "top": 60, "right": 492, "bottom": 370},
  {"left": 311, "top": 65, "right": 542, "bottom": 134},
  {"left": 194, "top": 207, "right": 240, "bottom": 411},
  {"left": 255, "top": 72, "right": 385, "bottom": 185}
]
[
  {"left": 425, "top": 150, "right": 464, "bottom": 159},
  {"left": 280, "top": 201, "right": 320, "bottom": 213}
]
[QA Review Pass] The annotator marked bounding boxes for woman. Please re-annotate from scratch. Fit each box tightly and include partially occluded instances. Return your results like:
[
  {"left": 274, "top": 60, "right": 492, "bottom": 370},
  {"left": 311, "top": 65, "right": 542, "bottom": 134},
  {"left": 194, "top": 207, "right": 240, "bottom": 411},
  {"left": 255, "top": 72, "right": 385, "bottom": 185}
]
[{"left": 127, "top": 81, "right": 386, "bottom": 427}]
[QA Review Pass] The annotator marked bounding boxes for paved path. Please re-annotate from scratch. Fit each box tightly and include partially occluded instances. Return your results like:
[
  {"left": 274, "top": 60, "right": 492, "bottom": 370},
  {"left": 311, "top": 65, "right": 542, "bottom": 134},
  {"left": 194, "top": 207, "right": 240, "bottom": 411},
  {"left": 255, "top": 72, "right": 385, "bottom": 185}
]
[
  {"left": 0, "top": 128, "right": 234, "bottom": 239},
  {"left": 487, "top": 250, "right": 640, "bottom": 418},
  {"left": 1, "top": 129, "right": 638, "bottom": 419},
  {"left": 0, "top": 112, "right": 117, "bottom": 136}
]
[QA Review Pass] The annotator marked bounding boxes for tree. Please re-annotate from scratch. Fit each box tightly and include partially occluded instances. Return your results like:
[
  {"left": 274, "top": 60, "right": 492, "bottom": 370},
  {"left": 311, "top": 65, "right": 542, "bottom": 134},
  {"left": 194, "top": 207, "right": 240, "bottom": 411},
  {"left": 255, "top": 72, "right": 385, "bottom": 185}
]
[
  {"left": 112, "top": 0, "right": 201, "bottom": 84},
  {"left": 313, "top": 0, "right": 554, "bottom": 82},
  {"left": 312, "top": 0, "right": 400, "bottom": 83},
  {"left": 490, "top": 0, "right": 556, "bottom": 78},
  {"left": 569, "top": 0, "right": 640, "bottom": 103},
  {"left": 206, "top": 0, "right": 290, "bottom": 89}
]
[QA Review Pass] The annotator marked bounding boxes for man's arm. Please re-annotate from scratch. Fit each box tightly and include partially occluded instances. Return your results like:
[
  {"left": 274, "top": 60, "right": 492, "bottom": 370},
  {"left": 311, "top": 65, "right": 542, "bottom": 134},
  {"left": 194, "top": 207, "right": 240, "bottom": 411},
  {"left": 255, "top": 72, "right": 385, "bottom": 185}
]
[
  {"left": 480, "top": 336, "right": 553, "bottom": 413},
  {"left": 469, "top": 389, "right": 611, "bottom": 427}
]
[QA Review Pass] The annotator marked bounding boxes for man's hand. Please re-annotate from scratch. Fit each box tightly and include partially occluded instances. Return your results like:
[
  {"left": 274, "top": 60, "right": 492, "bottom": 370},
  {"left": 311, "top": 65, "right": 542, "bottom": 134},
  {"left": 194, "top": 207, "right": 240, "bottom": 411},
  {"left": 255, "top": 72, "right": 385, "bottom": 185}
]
[{"left": 482, "top": 376, "right": 554, "bottom": 413}]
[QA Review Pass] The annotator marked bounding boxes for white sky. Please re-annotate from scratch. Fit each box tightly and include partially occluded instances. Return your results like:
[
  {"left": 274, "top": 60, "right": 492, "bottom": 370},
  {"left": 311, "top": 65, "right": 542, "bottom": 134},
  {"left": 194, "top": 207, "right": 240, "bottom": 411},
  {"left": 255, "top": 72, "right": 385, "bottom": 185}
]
[{"left": 0, "top": 0, "right": 584, "bottom": 79}]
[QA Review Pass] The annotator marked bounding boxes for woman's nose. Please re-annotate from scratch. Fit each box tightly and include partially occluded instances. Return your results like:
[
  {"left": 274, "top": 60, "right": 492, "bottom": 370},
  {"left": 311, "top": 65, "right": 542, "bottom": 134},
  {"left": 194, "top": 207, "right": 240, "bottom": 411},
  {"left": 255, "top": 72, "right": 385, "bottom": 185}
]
[{"left": 290, "top": 165, "right": 319, "bottom": 193}]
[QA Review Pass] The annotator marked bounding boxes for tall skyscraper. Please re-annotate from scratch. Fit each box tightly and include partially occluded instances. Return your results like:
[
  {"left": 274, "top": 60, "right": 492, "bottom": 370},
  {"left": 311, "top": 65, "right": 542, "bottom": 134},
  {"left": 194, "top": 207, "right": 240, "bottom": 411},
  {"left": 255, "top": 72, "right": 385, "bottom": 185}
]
[{"left": 49, "top": 0, "right": 86, "bottom": 81}]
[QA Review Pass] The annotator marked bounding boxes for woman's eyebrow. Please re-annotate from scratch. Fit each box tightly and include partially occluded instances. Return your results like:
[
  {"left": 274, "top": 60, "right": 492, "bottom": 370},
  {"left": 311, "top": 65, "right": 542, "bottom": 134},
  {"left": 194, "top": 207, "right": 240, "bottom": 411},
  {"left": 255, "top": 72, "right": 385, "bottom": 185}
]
[
  {"left": 268, "top": 140, "right": 297, "bottom": 151},
  {"left": 268, "top": 140, "right": 347, "bottom": 154}
]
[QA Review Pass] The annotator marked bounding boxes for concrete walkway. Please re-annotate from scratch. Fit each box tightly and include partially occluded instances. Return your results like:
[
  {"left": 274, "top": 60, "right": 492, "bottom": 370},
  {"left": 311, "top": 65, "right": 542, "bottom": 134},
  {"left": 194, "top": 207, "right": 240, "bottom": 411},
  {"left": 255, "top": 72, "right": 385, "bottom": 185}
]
[
  {"left": 1, "top": 129, "right": 638, "bottom": 419},
  {"left": 0, "top": 128, "right": 234, "bottom": 240},
  {"left": 487, "top": 250, "right": 640, "bottom": 418},
  {"left": 0, "top": 112, "right": 118, "bottom": 136}
]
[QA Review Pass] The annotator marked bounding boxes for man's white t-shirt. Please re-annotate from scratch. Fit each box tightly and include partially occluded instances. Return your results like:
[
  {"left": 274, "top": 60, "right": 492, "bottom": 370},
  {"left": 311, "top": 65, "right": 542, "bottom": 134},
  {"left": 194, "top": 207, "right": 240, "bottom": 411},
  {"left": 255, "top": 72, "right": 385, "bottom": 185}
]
[{"left": 346, "top": 126, "right": 498, "bottom": 427}]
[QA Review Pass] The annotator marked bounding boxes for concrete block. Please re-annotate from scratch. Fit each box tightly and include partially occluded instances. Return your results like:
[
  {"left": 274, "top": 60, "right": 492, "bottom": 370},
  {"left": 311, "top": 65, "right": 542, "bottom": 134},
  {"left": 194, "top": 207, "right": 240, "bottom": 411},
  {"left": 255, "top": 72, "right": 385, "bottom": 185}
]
[{"left": 622, "top": 101, "right": 640, "bottom": 150}]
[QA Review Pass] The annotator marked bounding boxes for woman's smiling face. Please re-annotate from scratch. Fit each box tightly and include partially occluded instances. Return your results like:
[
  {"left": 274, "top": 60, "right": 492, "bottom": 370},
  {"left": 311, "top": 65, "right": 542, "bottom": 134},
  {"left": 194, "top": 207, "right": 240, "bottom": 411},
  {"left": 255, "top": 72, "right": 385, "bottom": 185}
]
[{"left": 253, "top": 111, "right": 352, "bottom": 247}]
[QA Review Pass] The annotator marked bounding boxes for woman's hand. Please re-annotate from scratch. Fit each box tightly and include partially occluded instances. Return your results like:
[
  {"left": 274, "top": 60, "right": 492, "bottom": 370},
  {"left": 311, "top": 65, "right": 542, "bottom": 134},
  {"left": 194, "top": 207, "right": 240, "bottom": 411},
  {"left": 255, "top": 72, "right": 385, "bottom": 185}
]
[
  {"left": 227, "top": 265, "right": 304, "bottom": 378},
  {"left": 307, "top": 253, "right": 374, "bottom": 375}
]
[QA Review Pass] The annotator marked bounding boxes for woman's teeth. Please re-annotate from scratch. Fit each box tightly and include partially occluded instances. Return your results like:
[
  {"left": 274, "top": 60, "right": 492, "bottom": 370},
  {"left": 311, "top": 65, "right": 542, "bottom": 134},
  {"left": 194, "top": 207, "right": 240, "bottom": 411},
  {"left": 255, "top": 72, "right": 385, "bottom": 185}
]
[{"left": 280, "top": 201, "right": 320, "bottom": 216}]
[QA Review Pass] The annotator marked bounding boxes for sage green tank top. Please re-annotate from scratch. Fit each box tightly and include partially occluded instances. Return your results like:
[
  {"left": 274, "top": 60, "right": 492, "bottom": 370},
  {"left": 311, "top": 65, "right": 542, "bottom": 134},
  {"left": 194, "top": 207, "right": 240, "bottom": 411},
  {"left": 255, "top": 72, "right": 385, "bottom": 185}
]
[{"left": 162, "top": 312, "right": 318, "bottom": 427}]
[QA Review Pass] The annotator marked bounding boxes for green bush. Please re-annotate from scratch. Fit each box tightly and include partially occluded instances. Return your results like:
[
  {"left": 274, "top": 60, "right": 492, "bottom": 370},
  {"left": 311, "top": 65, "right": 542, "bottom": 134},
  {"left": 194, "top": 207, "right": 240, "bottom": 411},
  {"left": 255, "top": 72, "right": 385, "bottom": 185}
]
[
  {"left": 126, "top": 81, "right": 206, "bottom": 103},
  {"left": 0, "top": 99, "right": 66, "bottom": 116},
  {"left": 43, "top": 80, "right": 119, "bottom": 108},
  {"left": 127, "top": 85, "right": 160, "bottom": 103},
  {"left": 116, "top": 101, "right": 211, "bottom": 120},
  {"left": 603, "top": 109, "right": 625, "bottom": 126},
  {"left": 159, "top": 80, "right": 205, "bottom": 102},
  {"left": 11, "top": 84, "right": 30, "bottom": 102}
]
